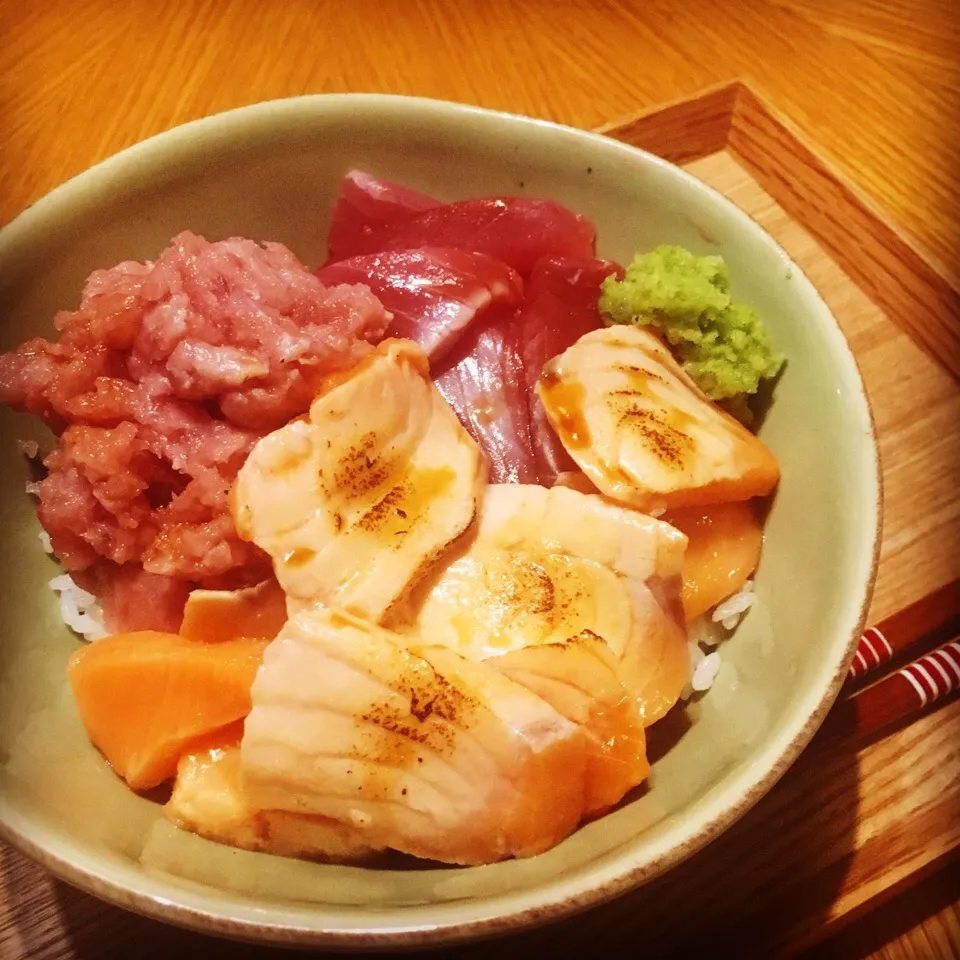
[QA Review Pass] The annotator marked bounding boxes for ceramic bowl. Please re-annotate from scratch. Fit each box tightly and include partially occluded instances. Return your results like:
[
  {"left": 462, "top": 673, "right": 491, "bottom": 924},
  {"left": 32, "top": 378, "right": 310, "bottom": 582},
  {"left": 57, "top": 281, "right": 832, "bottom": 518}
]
[{"left": 0, "top": 95, "right": 880, "bottom": 949}]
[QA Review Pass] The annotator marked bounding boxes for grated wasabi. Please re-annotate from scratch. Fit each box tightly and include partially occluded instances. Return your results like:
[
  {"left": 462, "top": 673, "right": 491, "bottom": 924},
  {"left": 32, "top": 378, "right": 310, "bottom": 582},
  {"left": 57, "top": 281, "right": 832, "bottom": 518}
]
[{"left": 599, "top": 244, "right": 784, "bottom": 402}]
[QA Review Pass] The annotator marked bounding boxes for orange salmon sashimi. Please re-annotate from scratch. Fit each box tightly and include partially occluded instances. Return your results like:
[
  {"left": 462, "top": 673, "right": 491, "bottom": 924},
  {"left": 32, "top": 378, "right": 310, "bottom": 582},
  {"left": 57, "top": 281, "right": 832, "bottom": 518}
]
[
  {"left": 662, "top": 501, "right": 764, "bottom": 621},
  {"left": 240, "top": 607, "right": 587, "bottom": 866},
  {"left": 179, "top": 578, "right": 288, "bottom": 643},
  {"left": 166, "top": 736, "right": 382, "bottom": 862},
  {"left": 537, "top": 325, "right": 780, "bottom": 513},
  {"left": 492, "top": 630, "right": 649, "bottom": 816},
  {"left": 68, "top": 631, "right": 268, "bottom": 791}
]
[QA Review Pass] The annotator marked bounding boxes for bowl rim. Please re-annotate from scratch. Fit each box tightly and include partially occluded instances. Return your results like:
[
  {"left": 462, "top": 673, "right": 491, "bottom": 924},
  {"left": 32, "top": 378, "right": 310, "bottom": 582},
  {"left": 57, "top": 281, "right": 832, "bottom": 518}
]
[{"left": 0, "top": 91, "right": 882, "bottom": 949}]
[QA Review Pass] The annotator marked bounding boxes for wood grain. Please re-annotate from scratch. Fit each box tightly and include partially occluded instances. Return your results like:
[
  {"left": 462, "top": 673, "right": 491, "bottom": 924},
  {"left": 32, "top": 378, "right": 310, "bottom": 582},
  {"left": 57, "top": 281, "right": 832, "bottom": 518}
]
[
  {"left": 728, "top": 84, "right": 960, "bottom": 380},
  {"left": 768, "top": 0, "right": 960, "bottom": 71},
  {"left": 804, "top": 862, "right": 960, "bottom": 960},
  {"left": 596, "top": 81, "right": 739, "bottom": 164},
  {"left": 0, "top": 0, "right": 958, "bottom": 273},
  {"left": 1, "top": 2, "right": 959, "bottom": 958}
]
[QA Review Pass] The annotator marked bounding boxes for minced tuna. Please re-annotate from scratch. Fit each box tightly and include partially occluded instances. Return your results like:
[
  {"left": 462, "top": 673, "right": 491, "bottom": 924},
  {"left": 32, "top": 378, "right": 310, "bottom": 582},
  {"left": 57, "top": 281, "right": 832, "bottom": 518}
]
[{"left": 0, "top": 232, "right": 389, "bottom": 630}]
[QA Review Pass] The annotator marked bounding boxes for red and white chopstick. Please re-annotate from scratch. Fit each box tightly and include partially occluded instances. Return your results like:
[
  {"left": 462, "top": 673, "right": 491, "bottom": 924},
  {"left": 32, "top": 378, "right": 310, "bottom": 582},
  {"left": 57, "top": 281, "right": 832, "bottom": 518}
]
[
  {"left": 846, "top": 635, "right": 960, "bottom": 737},
  {"left": 848, "top": 625, "right": 893, "bottom": 680},
  {"left": 846, "top": 578, "right": 960, "bottom": 683},
  {"left": 897, "top": 638, "right": 960, "bottom": 708}
]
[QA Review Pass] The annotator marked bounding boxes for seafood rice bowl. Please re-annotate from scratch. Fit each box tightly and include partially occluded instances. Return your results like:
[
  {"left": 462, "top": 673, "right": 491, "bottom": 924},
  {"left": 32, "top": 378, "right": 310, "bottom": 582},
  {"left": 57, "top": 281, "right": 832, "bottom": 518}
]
[{"left": 0, "top": 95, "right": 879, "bottom": 948}]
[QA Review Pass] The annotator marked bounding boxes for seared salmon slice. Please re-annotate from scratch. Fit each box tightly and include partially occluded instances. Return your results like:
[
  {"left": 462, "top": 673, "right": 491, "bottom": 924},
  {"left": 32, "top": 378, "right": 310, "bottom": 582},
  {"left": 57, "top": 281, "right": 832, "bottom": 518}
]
[
  {"left": 493, "top": 630, "right": 649, "bottom": 815},
  {"left": 391, "top": 483, "right": 691, "bottom": 725},
  {"left": 232, "top": 339, "right": 484, "bottom": 622},
  {"left": 240, "top": 607, "right": 587, "bottom": 865},
  {"left": 537, "top": 326, "right": 780, "bottom": 512},
  {"left": 166, "top": 736, "right": 382, "bottom": 861}
]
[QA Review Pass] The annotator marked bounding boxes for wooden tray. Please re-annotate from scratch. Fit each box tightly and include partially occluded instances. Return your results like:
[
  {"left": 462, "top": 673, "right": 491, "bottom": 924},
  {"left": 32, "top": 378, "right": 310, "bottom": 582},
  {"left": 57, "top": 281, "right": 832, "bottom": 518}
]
[{"left": 2, "top": 81, "right": 959, "bottom": 960}]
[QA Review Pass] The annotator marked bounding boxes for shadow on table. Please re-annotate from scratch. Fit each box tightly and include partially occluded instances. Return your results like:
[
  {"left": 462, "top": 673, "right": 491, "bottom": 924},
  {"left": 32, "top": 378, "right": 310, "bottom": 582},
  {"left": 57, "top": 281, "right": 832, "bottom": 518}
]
[
  {"left": 800, "top": 854, "right": 960, "bottom": 960},
  {"left": 2, "top": 722, "right": 863, "bottom": 960}
]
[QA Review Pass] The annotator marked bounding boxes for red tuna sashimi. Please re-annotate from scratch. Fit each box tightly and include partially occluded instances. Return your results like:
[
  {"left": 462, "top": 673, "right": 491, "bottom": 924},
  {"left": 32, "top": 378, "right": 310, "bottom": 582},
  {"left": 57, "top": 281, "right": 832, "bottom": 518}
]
[
  {"left": 434, "top": 321, "right": 539, "bottom": 484},
  {"left": 315, "top": 248, "right": 523, "bottom": 363},
  {"left": 524, "top": 256, "right": 624, "bottom": 319},
  {"left": 327, "top": 197, "right": 596, "bottom": 275},
  {"left": 517, "top": 256, "right": 622, "bottom": 484},
  {"left": 326, "top": 171, "right": 439, "bottom": 262}
]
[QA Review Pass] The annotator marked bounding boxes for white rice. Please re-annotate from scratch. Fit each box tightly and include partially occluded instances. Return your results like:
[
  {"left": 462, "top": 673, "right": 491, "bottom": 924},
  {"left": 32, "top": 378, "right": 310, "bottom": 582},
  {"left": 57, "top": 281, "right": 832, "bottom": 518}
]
[
  {"left": 681, "top": 580, "right": 756, "bottom": 698},
  {"left": 17, "top": 439, "right": 39, "bottom": 459},
  {"left": 691, "top": 651, "right": 722, "bottom": 691},
  {"left": 712, "top": 579, "right": 755, "bottom": 630},
  {"left": 39, "top": 530, "right": 53, "bottom": 554},
  {"left": 48, "top": 574, "right": 107, "bottom": 642}
]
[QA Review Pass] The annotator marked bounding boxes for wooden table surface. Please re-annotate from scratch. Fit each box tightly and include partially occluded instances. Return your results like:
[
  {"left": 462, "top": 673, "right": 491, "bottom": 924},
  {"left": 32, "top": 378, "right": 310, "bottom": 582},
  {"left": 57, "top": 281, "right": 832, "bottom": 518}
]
[{"left": 1, "top": 1, "right": 958, "bottom": 957}]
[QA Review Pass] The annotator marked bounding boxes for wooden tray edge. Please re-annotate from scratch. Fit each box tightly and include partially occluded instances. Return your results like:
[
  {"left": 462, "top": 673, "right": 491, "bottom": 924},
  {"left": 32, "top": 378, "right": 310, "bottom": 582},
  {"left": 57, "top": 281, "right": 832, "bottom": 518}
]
[{"left": 596, "top": 80, "right": 960, "bottom": 381}]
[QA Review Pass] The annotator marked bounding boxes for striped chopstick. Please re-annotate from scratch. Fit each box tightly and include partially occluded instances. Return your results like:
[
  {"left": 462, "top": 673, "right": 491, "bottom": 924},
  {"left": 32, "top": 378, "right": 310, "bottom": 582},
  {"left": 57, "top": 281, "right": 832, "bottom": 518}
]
[
  {"left": 847, "top": 578, "right": 960, "bottom": 683},
  {"left": 846, "top": 635, "right": 960, "bottom": 738},
  {"left": 848, "top": 625, "right": 893, "bottom": 680}
]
